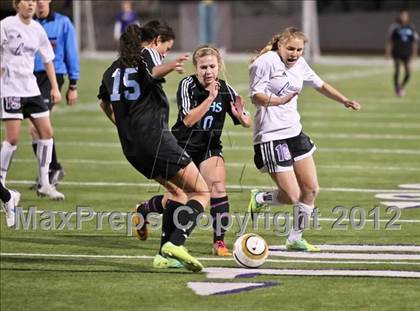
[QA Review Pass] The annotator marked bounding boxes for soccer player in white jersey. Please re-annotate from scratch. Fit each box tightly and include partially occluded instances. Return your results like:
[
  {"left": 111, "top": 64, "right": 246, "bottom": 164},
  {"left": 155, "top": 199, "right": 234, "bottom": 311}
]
[
  {"left": 248, "top": 27, "right": 361, "bottom": 252},
  {"left": 0, "top": 0, "right": 64, "bottom": 200}
]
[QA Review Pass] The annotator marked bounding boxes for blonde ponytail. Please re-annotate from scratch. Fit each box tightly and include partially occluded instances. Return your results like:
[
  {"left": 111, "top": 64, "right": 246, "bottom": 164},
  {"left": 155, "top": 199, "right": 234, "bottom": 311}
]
[{"left": 250, "top": 27, "right": 307, "bottom": 64}]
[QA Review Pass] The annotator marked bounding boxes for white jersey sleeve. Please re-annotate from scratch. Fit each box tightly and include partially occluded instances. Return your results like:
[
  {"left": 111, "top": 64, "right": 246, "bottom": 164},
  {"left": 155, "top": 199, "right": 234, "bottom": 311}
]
[
  {"left": 302, "top": 58, "right": 324, "bottom": 88},
  {"left": 249, "top": 53, "right": 273, "bottom": 97}
]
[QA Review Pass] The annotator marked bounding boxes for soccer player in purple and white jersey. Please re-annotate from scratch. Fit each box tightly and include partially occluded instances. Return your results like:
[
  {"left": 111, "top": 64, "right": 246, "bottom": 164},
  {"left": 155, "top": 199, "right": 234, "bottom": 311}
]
[
  {"left": 0, "top": 0, "right": 64, "bottom": 201},
  {"left": 248, "top": 27, "right": 361, "bottom": 252}
]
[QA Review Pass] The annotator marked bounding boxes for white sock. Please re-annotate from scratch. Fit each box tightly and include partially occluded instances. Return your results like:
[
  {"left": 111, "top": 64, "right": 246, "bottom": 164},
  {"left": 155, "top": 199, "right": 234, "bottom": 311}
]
[
  {"left": 256, "top": 190, "right": 282, "bottom": 205},
  {"left": 0, "top": 141, "right": 17, "bottom": 186},
  {"left": 288, "top": 202, "right": 314, "bottom": 242},
  {"left": 37, "top": 138, "right": 53, "bottom": 187}
]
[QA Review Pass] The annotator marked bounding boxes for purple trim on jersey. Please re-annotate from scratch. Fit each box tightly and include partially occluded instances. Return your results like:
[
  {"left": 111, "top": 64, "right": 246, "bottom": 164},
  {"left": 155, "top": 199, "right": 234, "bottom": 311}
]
[{"left": 211, "top": 200, "right": 229, "bottom": 208}]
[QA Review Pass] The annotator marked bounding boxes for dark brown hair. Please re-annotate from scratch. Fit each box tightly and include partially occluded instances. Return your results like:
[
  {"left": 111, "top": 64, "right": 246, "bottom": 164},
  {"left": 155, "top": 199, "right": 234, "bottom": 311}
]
[{"left": 118, "top": 24, "right": 143, "bottom": 68}]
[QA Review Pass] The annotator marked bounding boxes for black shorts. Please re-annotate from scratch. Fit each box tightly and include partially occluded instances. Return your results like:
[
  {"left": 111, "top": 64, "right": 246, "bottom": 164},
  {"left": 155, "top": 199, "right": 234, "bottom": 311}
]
[
  {"left": 185, "top": 147, "right": 224, "bottom": 167},
  {"left": 35, "top": 72, "right": 65, "bottom": 110},
  {"left": 254, "top": 132, "right": 316, "bottom": 173},
  {"left": 0, "top": 96, "right": 49, "bottom": 120},
  {"left": 125, "top": 130, "right": 192, "bottom": 180}
]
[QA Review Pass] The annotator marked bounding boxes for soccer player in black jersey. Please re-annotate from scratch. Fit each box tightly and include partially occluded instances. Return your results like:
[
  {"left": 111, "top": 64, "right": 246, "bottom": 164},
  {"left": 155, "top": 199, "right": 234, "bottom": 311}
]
[
  {"left": 386, "top": 11, "right": 419, "bottom": 97},
  {"left": 140, "top": 20, "right": 188, "bottom": 81},
  {"left": 136, "top": 45, "right": 252, "bottom": 257},
  {"left": 97, "top": 25, "right": 209, "bottom": 272}
]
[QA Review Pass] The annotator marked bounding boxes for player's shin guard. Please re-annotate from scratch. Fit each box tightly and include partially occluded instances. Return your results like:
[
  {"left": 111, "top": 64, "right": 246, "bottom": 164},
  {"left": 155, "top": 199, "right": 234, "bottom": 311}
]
[
  {"left": 288, "top": 202, "right": 313, "bottom": 242},
  {"left": 0, "top": 141, "right": 17, "bottom": 186},
  {"left": 37, "top": 138, "right": 53, "bottom": 186},
  {"left": 170, "top": 200, "right": 204, "bottom": 246},
  {"left": 210, "top": 196, "right": 229, "bottom": 242}
]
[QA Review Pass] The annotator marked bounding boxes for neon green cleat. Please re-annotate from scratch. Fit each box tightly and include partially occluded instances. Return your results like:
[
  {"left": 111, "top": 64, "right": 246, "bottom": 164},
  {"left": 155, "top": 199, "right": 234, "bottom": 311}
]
[
  {"left": 248, "top": 189, "right": 269, "bottom": 215},
  {"left": 152, "top": 254, "right": 183, "bottom": 269},
  {"left": 161, "top": 242, "right": 203, "bottom": 272},
  {"left": 286, "top": 239, "right": 320, "bottom": 252}
]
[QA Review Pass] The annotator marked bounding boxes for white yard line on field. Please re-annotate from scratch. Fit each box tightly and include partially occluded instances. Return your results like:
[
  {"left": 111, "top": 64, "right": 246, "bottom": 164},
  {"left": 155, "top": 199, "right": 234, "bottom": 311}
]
[
  {"left": 204, "top": 267, "right": 420, "bottom": 279},
  {"left": 1, "top": 252, "right": 420, "bottom": 267},
  {"left": 12, "top": 159, "right": 420, "bottom": 172},
  {"left": 269, "top": 244, "right": 420, "bottom": 252},
  {"left": 30, "top": 142, "right": 420, "bottom": 155},
  {"left": 7, "top": 179, "right": 420, "bottom": 195}
]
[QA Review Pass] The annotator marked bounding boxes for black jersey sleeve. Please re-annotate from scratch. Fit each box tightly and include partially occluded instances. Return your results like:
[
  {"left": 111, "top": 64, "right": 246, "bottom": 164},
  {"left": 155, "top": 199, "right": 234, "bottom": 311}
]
[
  {"left": 176, "top": 76, "right": 195, "bottom": 119},
  {"left": 97, "top": 79, "right": 110, "bottom": 102},
  {"left": 224, "top": 82, "right": 241, "bottom": 125},
  {"left": 141, "top": 48, "right": 162, "bottom": 71}
]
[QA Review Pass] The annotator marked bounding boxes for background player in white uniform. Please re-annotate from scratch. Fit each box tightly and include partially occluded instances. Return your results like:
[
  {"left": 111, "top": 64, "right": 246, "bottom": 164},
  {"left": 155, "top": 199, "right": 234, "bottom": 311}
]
[
  {"left": 248, "top": 27, "right": 361, "bottom": 252},
  {"left": 0, "top": 0, "right": 64, "bottom": 201}
]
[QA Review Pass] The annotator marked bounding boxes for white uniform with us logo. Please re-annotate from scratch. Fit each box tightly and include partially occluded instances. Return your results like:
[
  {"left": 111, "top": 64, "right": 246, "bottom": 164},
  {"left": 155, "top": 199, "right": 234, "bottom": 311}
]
[
  {"left": 0, "top": 14, "right": 54, "bottom": 119},
  {"left": 249, "top": 50, "right": 324, "bottom": 172}
]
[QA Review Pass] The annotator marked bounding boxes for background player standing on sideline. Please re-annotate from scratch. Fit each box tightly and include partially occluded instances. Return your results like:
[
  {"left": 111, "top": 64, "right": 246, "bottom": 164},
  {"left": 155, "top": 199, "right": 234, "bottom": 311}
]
[
  {"left": 0, "top": 0, "right": 64, "bottom": 201},
  {"left": 113, "top": 0, "right": 140, "bottom": 42},
  {"left": 385, "top": 10, "right": 418, "bottom": 97},
  {"left": 98, "top": 25, "right": 209, "bottom": 272},
  {"left": 30, "top": 0, "right": 80, "bottom": 188},
  {"left": 136, "top": 45, "right": 252, "bottom": 257},
  {"left": 248, "top": 27, "right": 360, "bottom": 252}
]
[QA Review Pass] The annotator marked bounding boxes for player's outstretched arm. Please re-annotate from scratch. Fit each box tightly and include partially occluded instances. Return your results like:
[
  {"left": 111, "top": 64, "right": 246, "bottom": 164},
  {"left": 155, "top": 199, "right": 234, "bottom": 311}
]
[
  {"left": 316, "top": 82, "right": 361, "bottom": 111},
  {"left": 151, "top": 53, "right": 189, "bottom": 79}
]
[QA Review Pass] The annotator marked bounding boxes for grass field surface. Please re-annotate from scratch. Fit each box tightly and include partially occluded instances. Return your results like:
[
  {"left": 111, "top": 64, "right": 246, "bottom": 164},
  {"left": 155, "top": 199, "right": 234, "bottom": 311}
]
[{"left": 1, "top": 56, "right": 419, "bottom": 310}]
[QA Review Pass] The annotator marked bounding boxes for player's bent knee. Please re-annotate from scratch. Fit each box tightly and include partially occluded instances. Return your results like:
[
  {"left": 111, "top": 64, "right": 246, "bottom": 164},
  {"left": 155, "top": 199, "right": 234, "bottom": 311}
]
[
  {"left": 6, "top": 138, "right": 19, "bottom": 146},
  {"left": 300, "top": 185, "right": 319, "bottom": 202},
  {"left": 281, "top": 191, "right": 300, "bottom": 205}
]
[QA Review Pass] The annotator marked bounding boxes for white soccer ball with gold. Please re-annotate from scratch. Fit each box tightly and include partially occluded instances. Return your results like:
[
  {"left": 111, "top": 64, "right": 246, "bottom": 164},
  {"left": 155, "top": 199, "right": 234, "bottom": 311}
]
[{"left": 233, "top": 233, "right": 268, "bottom": 268}]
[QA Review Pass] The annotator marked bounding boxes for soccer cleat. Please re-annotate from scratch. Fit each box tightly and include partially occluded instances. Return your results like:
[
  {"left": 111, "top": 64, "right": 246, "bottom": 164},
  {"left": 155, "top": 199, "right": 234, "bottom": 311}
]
[
  {"left": 37, "top": 184, "right": 65, "bottom": 201},
  {"left": 133, "top": 203, "right": 148, "bottom": 240},
  {"left": 248, "top": 189, "right": 268, "bottom": 216},
  {"left": 161, "top": 242, "right": 203, "bottom": 272},
  {"left": 29, "top": 178, "right": 40, "bottom": 191},
  {"left": 49, "top": 167, "right": 66, "bottom": 186},
  {"left": 2, "top": 190, "right": 20, "bottom": 228},
  {"left": 285, "top": 238, "right": 320, "bottom": 252},
  {"left": 212, "top": 240, "right": 232, "bottom": 256},
  {"left": 152, "top": 254, "right": 183, "bottom": 269}
]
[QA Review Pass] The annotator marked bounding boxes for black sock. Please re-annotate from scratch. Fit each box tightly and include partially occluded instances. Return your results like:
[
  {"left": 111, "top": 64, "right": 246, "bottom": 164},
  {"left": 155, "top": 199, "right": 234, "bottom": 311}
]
[
  {"left": 0, "top": 183, "right": 11, "bottom": 203},
  {"left": 159, "top": 200, "right": 183, "bottom": 254},
  {"left": 148, "top": 195, "right": 164, "bottom": 214},
  {"left": 50, "top": 143, "right": 60, "bottom": 170},
  {"left": 32, "top": 142, "right": 37, "bottom": 157},
  {"left": 210, "top": 196, "right": 229, "bottom": 242},
  {"left": 170, "top": 200, "right": 204, "bottom": 246},
  {"left": 402, "top": 72, "right": 410, "bottom": 88}
]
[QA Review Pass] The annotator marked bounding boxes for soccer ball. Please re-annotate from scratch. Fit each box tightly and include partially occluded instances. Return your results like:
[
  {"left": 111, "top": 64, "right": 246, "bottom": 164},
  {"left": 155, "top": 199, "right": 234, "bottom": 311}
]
[{"left": 233, "top": 233, "right": 268, "bottom": 268}]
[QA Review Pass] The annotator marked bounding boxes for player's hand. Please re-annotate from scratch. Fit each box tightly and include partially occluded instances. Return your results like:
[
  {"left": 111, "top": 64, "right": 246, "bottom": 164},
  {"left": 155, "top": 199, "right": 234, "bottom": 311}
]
[
  {"left": 206, "top": 80, "right": 220, "bottom": 99},
  {"left": 173, "top": 53, "right": 189, "bottom": 74},
  {"left": 50, "top": 87, "right": 62, "bottom": 104},
  {"left": 66, "top": 88, "right": 78, "bottom": 106},
  {"left": 231, "top": 95, "right": 245, "bottom": 117},
  {"left": 343, "top": 99, "right": 361, "bottom": 111}
]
